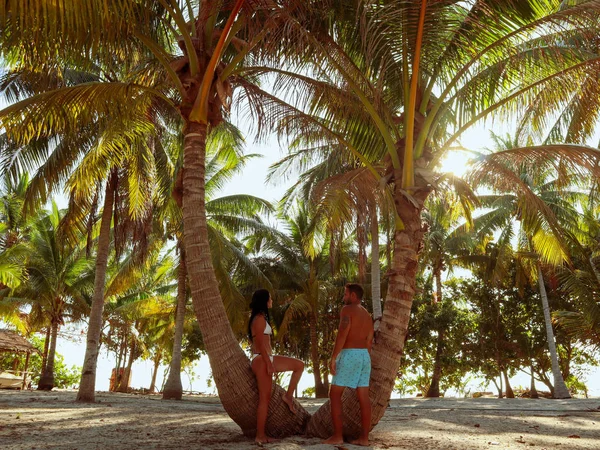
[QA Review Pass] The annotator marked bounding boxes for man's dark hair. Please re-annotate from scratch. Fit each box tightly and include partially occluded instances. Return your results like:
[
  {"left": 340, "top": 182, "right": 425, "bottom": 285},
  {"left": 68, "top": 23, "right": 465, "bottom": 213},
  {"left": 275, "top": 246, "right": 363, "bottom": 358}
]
[{"left": 345, "top": 283, "right": 364, "bottom": 300}]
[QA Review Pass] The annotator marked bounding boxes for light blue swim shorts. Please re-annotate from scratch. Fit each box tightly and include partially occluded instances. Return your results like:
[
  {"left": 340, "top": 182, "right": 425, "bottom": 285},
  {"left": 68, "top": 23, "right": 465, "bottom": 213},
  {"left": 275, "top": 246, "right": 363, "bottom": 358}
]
[{"left": 331, "top": 348, "right": 371, "bottom": 388}]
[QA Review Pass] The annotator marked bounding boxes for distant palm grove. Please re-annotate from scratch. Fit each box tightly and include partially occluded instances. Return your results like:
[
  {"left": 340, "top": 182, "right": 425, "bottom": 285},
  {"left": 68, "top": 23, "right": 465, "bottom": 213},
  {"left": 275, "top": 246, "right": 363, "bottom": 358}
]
[{"left": 1, "top": 0, "right": 600, "bottom": 438}]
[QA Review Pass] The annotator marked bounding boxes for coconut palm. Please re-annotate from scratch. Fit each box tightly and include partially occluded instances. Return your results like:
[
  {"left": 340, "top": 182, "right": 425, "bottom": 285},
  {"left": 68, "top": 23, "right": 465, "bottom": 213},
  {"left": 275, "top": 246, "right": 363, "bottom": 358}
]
[
  {"left": 419, "top": 193, "right": 476, "bottom": 397},
  {"left": 554, "top": 202, "right": 600, "bottom": 348},
  {"left": 465, "top": 132, "right": 592, "bottom": 398},
  {"left": 0, "top": 1, "right": 315, "bottom": 433},
  {"left": 250, "top": 1, "right": 600, "bottom": 434},
  {"left": 163, "top": 124, "right": 273, "bottom": 399},
  {"left": 2, "top": 203, "right": 94, "bottom": 389},
  {"left": 0, "top": 61, "right": 175, "bottom": 401}
]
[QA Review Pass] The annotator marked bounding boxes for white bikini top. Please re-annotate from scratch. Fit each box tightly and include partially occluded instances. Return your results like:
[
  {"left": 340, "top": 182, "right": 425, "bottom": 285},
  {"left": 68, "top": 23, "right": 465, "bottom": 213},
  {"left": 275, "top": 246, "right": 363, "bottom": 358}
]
[{"left": 264, "top": 321, "right": 272, "bottom": 335}]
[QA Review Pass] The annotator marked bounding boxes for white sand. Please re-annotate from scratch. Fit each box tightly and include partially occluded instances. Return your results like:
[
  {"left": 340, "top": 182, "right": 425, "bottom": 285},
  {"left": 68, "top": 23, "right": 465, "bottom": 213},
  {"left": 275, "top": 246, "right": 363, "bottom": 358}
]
[{"left": 1, "top": 391, "right": 599, "bottom": 449}]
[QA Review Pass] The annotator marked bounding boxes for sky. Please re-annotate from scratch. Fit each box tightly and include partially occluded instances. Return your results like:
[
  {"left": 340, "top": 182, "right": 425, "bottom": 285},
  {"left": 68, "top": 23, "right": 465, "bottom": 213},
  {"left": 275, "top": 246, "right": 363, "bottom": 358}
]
[{"left": 50, "top": 117, "right": 600, "bottom": 399}]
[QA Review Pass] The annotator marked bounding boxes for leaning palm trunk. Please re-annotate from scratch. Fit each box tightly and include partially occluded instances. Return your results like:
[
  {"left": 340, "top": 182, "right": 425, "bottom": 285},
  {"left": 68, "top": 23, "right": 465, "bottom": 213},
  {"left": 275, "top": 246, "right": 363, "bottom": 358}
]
[
  {"left": 536, "top": 263, "right": 571, "bottom": 399},
  {"left": 370, "top": 211, "right": 382, "bottom": 329},
  {"left": 149, "top": 351, "right": 161, "bottom": 393},
  {"left": 77, "top": 174, "right": 116, "bottom": 402},
  {"left": 162, "top": 246, "right": 187, "bottom": 400},
  {"left": 308, "top": 184, "right": 428, "bottom": 438},
  {"left": 38, "top": 320, "right": 58, "bottom": 390},
  {"left": 182, "top": 122, "right": 309, "bottom": 437}
]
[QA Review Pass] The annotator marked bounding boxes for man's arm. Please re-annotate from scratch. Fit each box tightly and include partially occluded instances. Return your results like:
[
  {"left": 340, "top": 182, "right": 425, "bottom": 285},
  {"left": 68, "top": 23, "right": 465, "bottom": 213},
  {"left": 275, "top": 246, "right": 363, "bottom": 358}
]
[
  {"left": 367, "top": 321, "right": 374, "bottom": 354},
  {"left": 329, "top": 307, "right": 351, "bottom": 374}
]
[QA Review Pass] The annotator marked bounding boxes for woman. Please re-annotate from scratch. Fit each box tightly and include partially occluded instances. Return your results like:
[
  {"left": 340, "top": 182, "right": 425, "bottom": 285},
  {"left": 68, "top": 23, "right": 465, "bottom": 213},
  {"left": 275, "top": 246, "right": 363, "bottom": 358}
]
[{"left": 249, "top": 289, "right": 304, "bottom": 444}]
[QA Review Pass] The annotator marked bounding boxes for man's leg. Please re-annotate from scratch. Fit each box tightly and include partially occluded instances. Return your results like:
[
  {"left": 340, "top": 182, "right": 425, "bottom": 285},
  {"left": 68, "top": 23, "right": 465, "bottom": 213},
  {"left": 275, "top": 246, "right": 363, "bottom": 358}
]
[
  {"left": 322, "top": 385, "right": 345, "bottom": 444},
  {"left": 350, "top": 387, "right": 371, "bottom": 446}
]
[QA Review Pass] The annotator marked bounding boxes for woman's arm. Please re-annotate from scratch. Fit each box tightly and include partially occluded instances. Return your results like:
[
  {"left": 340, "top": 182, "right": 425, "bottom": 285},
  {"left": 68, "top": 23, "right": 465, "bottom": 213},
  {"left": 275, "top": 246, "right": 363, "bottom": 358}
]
[{"left": 251, "top": 315, "right": 274, "bottom": 376}]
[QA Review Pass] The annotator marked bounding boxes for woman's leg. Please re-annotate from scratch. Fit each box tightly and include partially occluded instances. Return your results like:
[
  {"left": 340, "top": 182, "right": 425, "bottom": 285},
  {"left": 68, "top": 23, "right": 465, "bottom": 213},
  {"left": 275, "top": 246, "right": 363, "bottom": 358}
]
[
  {"left": 251, "top": 358, "right": 273, "bottom": 443},
  {"left": 273, "top": 355, "right": 304, "bottom": 412}
]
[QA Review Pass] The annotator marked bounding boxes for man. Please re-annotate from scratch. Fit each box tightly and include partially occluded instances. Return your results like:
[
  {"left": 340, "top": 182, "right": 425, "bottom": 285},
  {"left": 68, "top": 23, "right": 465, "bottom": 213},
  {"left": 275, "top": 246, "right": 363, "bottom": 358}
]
[{"left": 323, "top": 283, "right": 374, "bottom": 446}]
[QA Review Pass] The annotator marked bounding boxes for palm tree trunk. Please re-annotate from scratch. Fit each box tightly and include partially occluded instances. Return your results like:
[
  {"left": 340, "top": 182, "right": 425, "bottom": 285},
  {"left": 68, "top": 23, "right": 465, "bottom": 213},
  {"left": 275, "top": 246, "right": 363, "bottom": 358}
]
[
  {"left": 117, "top": 338, "right": 135, "bottom": 393},
  {"left": 41, "top": 326, "right": 50, "bottom": 375},
  {"left": 426, "top": 269, "right": 444, "bottom": 398},
  {"left": 182, "top": 121, "right": 308, "bottom": 437},
  {"left": 77, "top": 172, "right": 116, "bottom": 402},
  {"left": 38, "top": 320, "right": 58, "bottom": 390},
  {"left": 537, "top": 263, "right": 571, "bottom": 399},
  {"left": 426, "top": 329, "right": 444, "bottom": 398},
  {"left": 529, "top": 364, "right": 539, "bottom": 398},
  {"left": 370, "top": 210, "right": 382, "bottom": 330},
  {"left": 149, "top": 352, "right": 161, "bottom": 394},
  {"left": 308, "top": 184, "right": 428, "bottom": 438},
  {"left": 502, "top": 369, "right": 515, "bottom": 398},
  {"left": 310, "top": 312, "right": 326, "bottom": 398},
  {"left": 357, "top": 209, "right": 368, "bottom": 285},
  {"left": 163, "top": 245, "right": 187, "bottom": 400}
]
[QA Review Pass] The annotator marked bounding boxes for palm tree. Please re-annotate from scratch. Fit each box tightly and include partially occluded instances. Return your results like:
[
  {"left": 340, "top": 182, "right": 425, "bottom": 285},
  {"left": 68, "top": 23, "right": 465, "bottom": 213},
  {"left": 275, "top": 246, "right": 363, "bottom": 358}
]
[
  {"left": 466, "top": 133, "right": 588, "bottom": 398},
  {"left": 4, "top": 203, "right": 93, "bottom": 389},
  {"left": 163, "top": 125, "right": 273, "bottom": 399},
  {"left": 252, "top": 1, "right": 600, "bottom": 434},
  {"left": 0, "top": 62, "right": 174, "bottom": 400},
  {"left": 554, "top": 202, "right": 600, "bottom": 349},
  {"left": 420, "top": 193, "right": 475, "bottom": 397},
  {"left": 0, "top": 2, "right": 313, "bottom": 434}
]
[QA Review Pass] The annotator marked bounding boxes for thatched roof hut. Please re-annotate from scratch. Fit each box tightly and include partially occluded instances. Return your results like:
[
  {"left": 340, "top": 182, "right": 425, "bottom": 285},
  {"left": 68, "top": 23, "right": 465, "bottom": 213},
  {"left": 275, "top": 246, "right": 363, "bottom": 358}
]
[{"left": 0, "top": 329, "right": 38, "bottom": 354}]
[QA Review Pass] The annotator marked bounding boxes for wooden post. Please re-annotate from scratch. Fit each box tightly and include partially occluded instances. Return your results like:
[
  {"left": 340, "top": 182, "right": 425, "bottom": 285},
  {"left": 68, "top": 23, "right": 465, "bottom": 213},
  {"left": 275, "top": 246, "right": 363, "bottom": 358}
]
[{"left": 22, "top": 351, "right": 31, "bottom": 390}]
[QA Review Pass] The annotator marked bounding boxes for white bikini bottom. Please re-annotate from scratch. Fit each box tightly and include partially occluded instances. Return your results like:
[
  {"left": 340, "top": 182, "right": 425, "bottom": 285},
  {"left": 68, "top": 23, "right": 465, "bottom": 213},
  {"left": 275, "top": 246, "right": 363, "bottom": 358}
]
[{"left": 252, "top": 353, "right": 274, "bottom": 363}]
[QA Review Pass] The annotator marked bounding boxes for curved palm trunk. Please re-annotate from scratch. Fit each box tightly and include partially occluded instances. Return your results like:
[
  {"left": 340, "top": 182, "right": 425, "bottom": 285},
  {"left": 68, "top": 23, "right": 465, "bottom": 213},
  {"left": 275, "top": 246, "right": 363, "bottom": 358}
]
[
  {"left": 163, "top": 246, "right": 187, "bottom": 400},
  {"left": 308, "top": 185, "right": 428, "bottom": 438},
  {"left": 149, "top": 351, "right": 161, "bottom": 393},
  {"left": 38, "top": 321, "right": 58, "bottom": 390},
  {"left": 370, "top": 211, "right": 382, "bottom": 329},
  {"left": 536, "top": 264, "right": 571, "bottom": 399},
  {"left": 77, "top": 173, "right": 116, "bottom": 402},
  {"left": 182, "top": 121, "right": 309, "bottom": 437}
]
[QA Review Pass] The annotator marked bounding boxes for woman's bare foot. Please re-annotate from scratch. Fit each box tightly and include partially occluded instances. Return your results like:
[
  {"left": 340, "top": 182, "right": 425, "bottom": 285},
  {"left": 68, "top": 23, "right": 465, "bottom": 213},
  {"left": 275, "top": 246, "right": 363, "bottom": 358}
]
[
  {"left": 322, "top": 435, "right": 344, "bottom": 445},
  {"left": 350, "top": 437, "right": 370, "bottom": 446},
  {"left": 281, "top": 392, "right": 295, "bottom": 412},
  {"left": 255, "top": 435, "right": 277, "bottom": 445}
]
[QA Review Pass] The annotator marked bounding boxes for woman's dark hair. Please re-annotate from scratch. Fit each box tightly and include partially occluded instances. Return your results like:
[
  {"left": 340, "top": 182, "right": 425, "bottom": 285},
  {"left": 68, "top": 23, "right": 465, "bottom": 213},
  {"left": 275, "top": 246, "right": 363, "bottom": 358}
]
[{"left": 248, "top": 289, "right": 271, "bottom": 342}]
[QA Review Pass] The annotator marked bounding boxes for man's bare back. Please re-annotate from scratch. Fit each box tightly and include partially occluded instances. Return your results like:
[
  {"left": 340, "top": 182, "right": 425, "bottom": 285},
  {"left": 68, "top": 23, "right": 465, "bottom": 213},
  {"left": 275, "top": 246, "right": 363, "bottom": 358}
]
[{"left": 341, "top": 304, "right": 374, "bottom": 350}]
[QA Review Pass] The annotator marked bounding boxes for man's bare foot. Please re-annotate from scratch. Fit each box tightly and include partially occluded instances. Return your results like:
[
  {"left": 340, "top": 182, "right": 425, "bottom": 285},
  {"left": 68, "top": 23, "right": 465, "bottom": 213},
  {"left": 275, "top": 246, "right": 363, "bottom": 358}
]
[
  {"left": 322, "top": 435, "right": 344, "bottom": 445},
  {"left": 350, "top": 437, "right": 370, "bottom": 446},
  {"left": 281, "top": 393, "right": 295, "bottom": 412},
  {"left": 255, "top": 435, "right": 277, "bottom": 445}
]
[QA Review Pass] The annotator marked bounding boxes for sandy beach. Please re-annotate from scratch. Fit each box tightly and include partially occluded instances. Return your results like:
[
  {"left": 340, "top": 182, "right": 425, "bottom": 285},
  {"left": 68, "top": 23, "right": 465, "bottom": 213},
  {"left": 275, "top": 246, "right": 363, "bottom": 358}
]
[{"left": 1, "top": 391, "right": 599, "bottom": 449}]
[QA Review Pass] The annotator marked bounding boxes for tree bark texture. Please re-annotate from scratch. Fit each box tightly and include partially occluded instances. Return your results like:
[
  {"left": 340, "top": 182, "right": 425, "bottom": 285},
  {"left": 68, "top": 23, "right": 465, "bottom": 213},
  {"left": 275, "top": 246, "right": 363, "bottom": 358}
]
[
  {"left": 77, "top": 172, "right": 116, "bottom": 402},
  {"left": 370, "top": 210, "right": 382, "bottom": 327},
  {"left": 163, "top": 245, "right": 187, "bottom": 400},
  {"left": 537, "top": 264, "right": 571, "bottom": 399},
  {"left": 38, "top": 321, "right": 58, "bottom": 390},
  {"left": 182, "top": 121, "right": 309, "bottom": 437}
]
